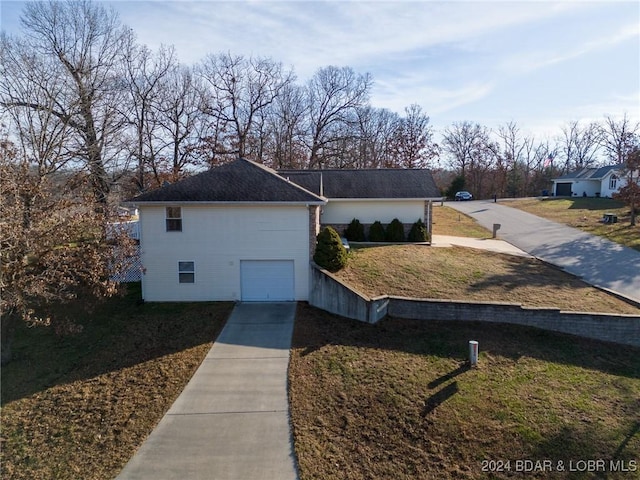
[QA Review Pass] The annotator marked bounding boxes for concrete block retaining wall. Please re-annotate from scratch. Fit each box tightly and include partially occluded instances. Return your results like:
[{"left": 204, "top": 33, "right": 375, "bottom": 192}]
[
  {"left": 309, "top": 264, "right": 388, "bottom": 324},
  {"left": 388, "top": 297, "right": 640, "bottom": 348},
  {"left": 309, "top": 265, "right": 640, "bottom": 347}
]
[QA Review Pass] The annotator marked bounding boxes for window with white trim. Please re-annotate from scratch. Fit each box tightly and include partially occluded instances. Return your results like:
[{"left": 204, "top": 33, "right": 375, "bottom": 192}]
[
  {"left": 609, "top": 175, "right": 618, "bottom": 190},
  {"left": 166, "top": 207, "right": 182, "bottom": 232},
  {"left": 178, "top": 261, "right": 195, "bottom": 283}
]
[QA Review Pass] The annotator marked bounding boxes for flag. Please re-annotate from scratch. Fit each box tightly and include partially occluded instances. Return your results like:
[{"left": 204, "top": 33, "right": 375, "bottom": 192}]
[{"left": 543, "top": 154, "right": 553, "bottom": 168}]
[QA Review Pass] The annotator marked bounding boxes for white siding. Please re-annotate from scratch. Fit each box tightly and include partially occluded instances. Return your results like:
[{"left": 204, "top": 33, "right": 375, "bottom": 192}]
[
  {"left": 321, "top": 199, "right": 424, "bottom": 224},
  {"left": 570, "top": 180, "right": 600, "bottom": 197},
  {"left": 139, "top": 205, "right": 310, "bottom": 302}
]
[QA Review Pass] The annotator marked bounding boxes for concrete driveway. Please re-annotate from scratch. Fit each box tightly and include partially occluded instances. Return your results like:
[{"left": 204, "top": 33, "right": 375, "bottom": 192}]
[
  {"left": 447, "top": 200, "right": 640, "bottom": 304},
  {"left": 116, "top": 302, "right": 298, "bottom": 480}
]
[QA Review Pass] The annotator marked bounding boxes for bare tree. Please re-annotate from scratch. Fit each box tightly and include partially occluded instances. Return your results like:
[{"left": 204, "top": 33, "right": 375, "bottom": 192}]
[
  {"left": 198, "top": 52, "right": 295, "bottom": 160},
  {"left": 305, "top": 66, "right": 372, "bottom": 168},
  {"left": 391, "top": 104, "right": 439, "bottom": 169},
  {"left": 264, "top": 83, "right": 308, "bottom": 169},
  {"left": 442, "top": 121, "right": 497, "bottom": 197},
  {"left": 153, "top": 65, "right": 208, "bottom": 182},
  {"left": 2, "top": 0, "right": 133, "bottom": 205},
  {"left": 600, "top": 113, "right": 639, "bottom": 165},
  {"left": 352, "top": 106, "right": 399, "bottom": 168},
  {"left": 558, "top": 120, "right": 603, "bottom": 173},
  {"left": 122, "top": 41, "right": 176, "bottom": 191},
  {"left": 613, "top": 143, "right": 640, "bottom": 226}
]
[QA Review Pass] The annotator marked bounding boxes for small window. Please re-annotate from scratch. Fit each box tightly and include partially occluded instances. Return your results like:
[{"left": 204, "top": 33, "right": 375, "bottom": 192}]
[
  {"left": 609, "top": 175, "right": 618, "bottom": 190},
  {"left": 178, "top": 261, "right": 195, "bottom": 283},
  {"left": 166, "top": 207, "right": 182, "bottom": 232}
]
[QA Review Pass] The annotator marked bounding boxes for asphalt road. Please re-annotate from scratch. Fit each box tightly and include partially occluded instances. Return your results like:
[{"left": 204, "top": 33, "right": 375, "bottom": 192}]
[{"left": 447, "top": 200, "right": 640, "bottom": 304}]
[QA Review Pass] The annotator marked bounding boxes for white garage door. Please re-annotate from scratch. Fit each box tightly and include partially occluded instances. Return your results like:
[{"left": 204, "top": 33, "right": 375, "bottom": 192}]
[{"left": 240, "top": 260, "right": 295, "bottom": 301}]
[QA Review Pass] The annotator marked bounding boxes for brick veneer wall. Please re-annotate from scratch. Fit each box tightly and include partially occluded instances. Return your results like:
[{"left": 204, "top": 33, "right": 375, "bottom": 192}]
[{"left": 309, "top": 206, "right": 321, "bottom": 257}]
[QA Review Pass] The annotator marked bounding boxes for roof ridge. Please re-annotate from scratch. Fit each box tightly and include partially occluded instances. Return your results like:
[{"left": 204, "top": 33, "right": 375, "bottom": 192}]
[{"left": 239, "top": 158, "right": 327, "bottom": 201}]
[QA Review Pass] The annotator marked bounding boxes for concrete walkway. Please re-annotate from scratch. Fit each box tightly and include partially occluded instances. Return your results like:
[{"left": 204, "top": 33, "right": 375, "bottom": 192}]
[
  {"left": 116, "top": 302, "right": 298, "bottom": 480},
  {"left": 447, "top": 200, "right": 640, "bottom": 304},
  {"left": 431, "top": 234, "right": 532, "bottom": 257}
]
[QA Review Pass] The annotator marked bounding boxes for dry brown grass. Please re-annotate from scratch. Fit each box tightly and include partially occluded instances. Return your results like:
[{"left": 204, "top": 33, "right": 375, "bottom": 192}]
[
  {"left": 290, "top": 303, "right": 640, "bottom": 480},
  {"left": 1, "top": 287, "right": 233, "bottom": 480},
  {"left": 335, "top": 244, "right": 639, "bottom": 314},
  {"left": 432, "top": 205, "right": 491, "bottom": 238}
]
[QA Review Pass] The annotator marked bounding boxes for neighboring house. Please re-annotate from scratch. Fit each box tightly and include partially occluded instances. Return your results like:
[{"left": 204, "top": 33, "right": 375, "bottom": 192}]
[
  {"left": 127, "top": 159, "right": 440, "bottom": 302},
  {"left": 278, "top": 169, "right": 441, "bottom": 234},
  {"left": 552, "top": 164, "right": 629, "bottom": 198},
  {"left": 128, "top": 158, "right": 325, "bottom": 302}
]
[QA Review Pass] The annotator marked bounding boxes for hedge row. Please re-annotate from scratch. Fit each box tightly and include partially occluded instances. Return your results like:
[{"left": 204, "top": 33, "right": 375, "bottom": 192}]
[{"left": 343, "top": 218, "right": 430, "bottom": 243}]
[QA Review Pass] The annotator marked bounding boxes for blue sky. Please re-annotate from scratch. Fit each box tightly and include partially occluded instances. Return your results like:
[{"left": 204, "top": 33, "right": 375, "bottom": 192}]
[{"left": 2, "top": 0, "right": 638, "bottom": 139}]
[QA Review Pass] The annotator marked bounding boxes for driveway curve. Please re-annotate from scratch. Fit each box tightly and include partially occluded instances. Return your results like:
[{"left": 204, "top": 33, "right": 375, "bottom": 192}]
[{"left": 447, "top": 200, "right": 640, "bottom": 304}]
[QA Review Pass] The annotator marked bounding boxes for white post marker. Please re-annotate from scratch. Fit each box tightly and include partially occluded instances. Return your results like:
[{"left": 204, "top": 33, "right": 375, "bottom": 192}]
[{"left": 469, "top": 340, "right": 479, "bottom": 366}]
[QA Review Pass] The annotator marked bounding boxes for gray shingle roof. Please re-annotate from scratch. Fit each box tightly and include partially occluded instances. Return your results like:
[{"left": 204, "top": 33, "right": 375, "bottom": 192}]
[
  {"left": 554, "top": 164, "right": 623, "bottom": 181},
  {"left": 277, "top": 168, "right": 440, "bottom": 199},
  {"left": 129, "top": 158, "right": 325, "bottom": 204}
]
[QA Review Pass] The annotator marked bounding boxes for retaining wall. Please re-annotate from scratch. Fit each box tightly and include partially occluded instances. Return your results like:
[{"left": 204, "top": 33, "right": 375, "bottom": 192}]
[
  {"left": 308, "top": 263, "right": 388, "bottom": 323},
  {"left": 309, "top": 265, "right": 640, "bottom": 347},
  {"left": 388, "top": 297, "right": 640, "bottom": 348}
]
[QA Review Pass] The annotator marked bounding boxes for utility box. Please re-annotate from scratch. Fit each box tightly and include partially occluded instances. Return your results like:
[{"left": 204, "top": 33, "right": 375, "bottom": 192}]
[
  {"left": 603, "top": 213, "right": 618, "bottom": 224},
  {"left": 492, "top": 223, "right": 501, "bottom": 238}
]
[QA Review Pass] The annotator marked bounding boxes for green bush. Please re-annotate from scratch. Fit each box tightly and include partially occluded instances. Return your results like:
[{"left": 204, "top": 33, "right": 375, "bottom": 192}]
[
  {"left": 313, "top": 226, "right": 347, "bottom": 272},
  {"left": 344, "top": 218, "right": 365, "bottom": 242},
  {"left": 368, "top": 221, "right": 386, "bottom": 242},
  {"left": 385, "top": 218, "right": 405, "bottom": 242},
  {"left": 408, "top": 219, "right": 429, "bottom": 242}
]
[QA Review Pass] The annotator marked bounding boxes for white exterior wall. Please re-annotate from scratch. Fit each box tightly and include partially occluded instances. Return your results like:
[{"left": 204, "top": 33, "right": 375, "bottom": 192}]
[
  {"left": 600, "top": 172, "right": 628, "bottom": 198},
  {"left": 569, "top": 180, "right": 600, "bottom": 197},
  {"left": 321, "top": 199, "right": 425, "bottom": 224},
  {"left": 139, "top": 204, "right": 311, "bottom": 302}
]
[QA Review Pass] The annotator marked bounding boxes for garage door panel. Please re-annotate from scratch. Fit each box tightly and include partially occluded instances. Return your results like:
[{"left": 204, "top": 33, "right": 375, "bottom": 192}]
[{"left": 240, "top": 260, "right": 295, "bottom": 301}]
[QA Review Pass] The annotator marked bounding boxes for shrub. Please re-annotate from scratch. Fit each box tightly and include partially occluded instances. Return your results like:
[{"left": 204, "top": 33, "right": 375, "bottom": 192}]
[
  {"left": 344, "top": 218, "right": 365, "bottom": 242},
  {"left": 408, "top": 219, "right": 429, "bottom": 242},
  {"left": 368, "top": 221, "right": 386, "bottom": 242},
  {"left": 385, "top": 218, "right": 405, "bottom": 242},
  {"left": 313, "top": 226, "right": 347, "bottom": 272}
]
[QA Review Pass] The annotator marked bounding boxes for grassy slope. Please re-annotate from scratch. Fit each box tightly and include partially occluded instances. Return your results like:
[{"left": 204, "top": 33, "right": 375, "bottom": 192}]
[
  {"left": 507, "top": 198, "right": 640, "bottom": 251},
  {"left": 334, "top": 244, "right": 639, "bottom": 314},
  {"left": 1, "top": 284, "right": 233, "bottom": 480},
  {"left": 431, "top": 204, "right": 492, "bottom": 238},
  {"left": 290, "top": 303, "right": 640, "bottom": 480}
]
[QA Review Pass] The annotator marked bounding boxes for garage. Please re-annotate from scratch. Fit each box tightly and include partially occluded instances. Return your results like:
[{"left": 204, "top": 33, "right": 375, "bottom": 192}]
[
  {"left": 555, "top": 182, "right": 572, "bottom": 196},
  {"left": 240, "top": 260, "right": 295, "bottom": 301}
]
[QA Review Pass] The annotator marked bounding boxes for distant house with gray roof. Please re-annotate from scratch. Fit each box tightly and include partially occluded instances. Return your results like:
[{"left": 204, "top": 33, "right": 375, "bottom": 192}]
[{"left": 551, "top": 164, "right": 631, "bottom": 198}]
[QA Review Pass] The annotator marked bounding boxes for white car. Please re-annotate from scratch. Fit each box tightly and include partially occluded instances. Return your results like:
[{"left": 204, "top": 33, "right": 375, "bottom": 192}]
[{"left": 455, "top": 191, "right": 473, "bottom": 201}]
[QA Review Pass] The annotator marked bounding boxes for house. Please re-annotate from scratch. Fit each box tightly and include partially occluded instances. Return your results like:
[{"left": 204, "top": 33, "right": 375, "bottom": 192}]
[
  {"left": 552, "top": 164, "right": 628, "bottom": 198},
  {"left": 128, "top": 159, "right": 439, "bottom": 302},
  {"left": 278, "top": 168, "right": 441, "bottom": 234},
  {"left": 128, "top": 159, "right": 325, "bottom": 302}
]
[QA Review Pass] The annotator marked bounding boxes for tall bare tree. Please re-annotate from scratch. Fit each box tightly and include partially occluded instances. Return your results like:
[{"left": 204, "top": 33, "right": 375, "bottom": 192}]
[
  {"left": 599, "top": 113, "right": 639, "bottom": 165},
  {"left": 306, "top": 66, "right": 372, "bottom": 168},
  {"left": 122, "top": 41, "right": 176, "bottom": 191},
  {"left": 198, "top": 52, "right": 295, "bottom": 160},
  {"left": 558, "top": 120, "right": 603, "bottom": 173},
  {"left": 264, "top": 83, "right": 308, "bottom": 169},
  {"left": 391, "top": 104, "right": 439, "bottom": 169},
  {"left": 1, "top": 0, "right": 133, "bottom": 205}
]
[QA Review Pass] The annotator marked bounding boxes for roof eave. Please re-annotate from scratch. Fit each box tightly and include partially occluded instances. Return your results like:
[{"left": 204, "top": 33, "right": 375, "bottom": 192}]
[{"left": 124, "top": 200, "right": 327, "bottom": 207}]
